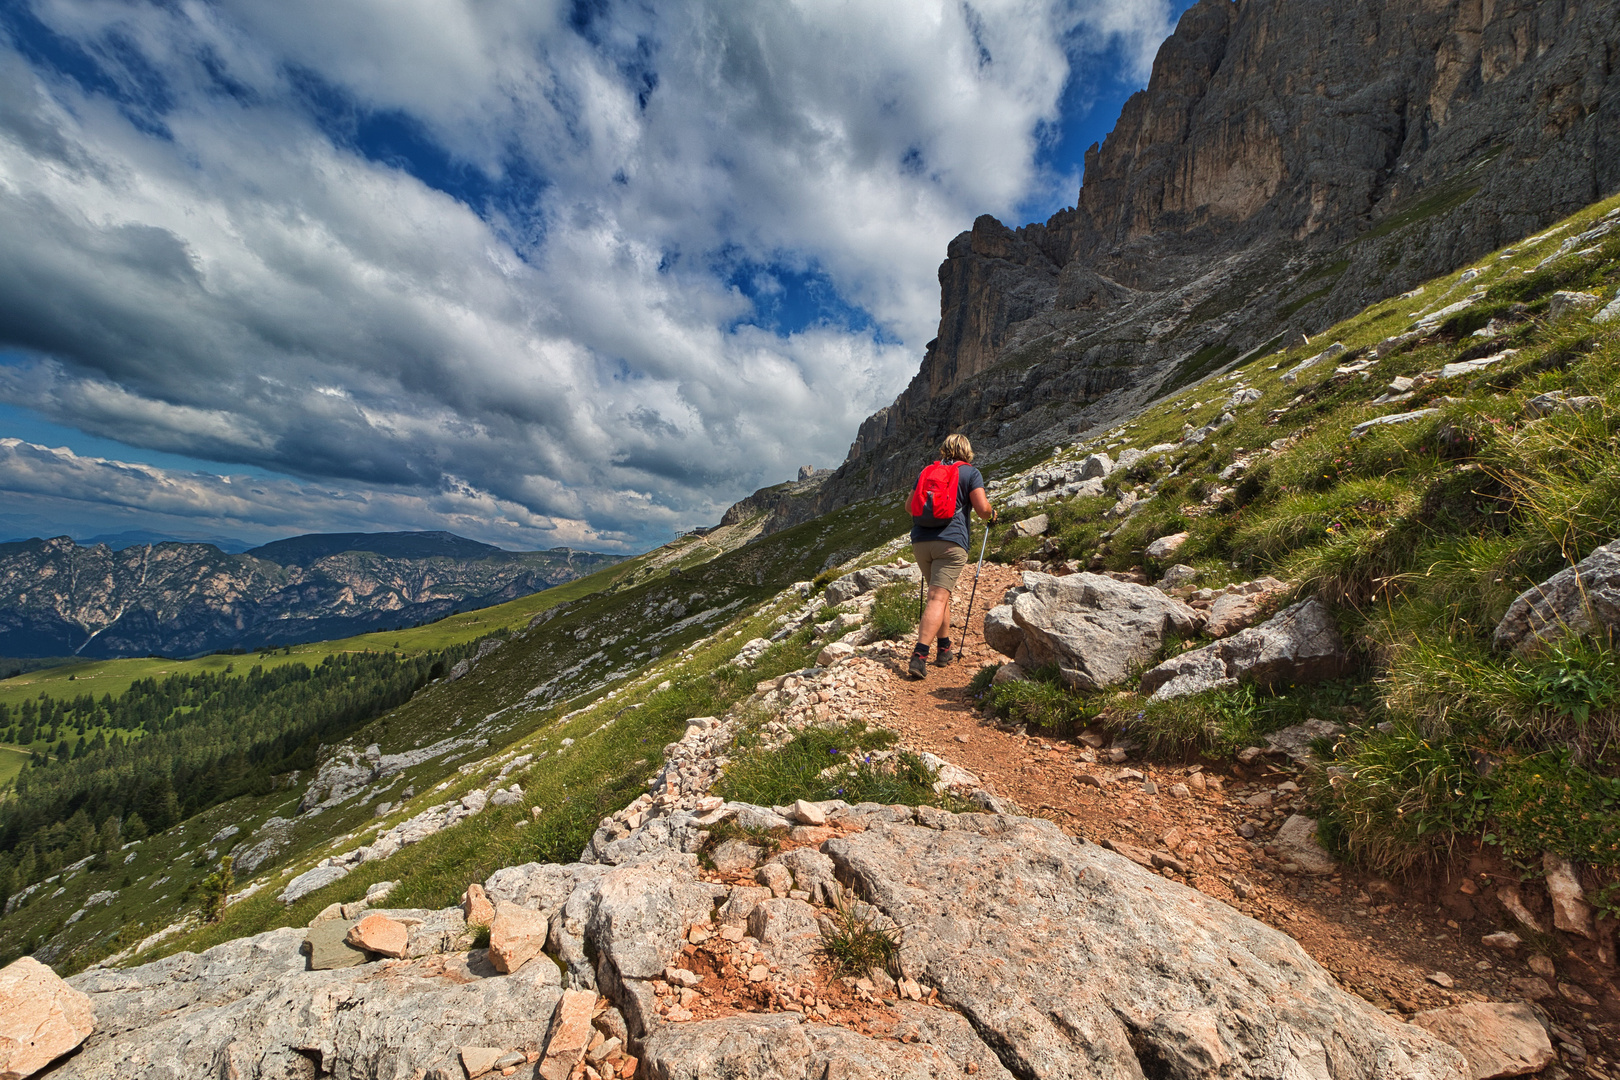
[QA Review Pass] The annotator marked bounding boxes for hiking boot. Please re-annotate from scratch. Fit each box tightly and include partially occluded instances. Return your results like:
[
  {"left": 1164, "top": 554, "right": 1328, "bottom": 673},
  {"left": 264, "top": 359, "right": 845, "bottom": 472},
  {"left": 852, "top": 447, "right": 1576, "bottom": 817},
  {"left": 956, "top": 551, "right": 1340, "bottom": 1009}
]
[
  {"left": 934, "top": 644, "right": 956, "bottom": 667},
  {"left": 908, "top": 651, "right": 928, "bottom": 679}
]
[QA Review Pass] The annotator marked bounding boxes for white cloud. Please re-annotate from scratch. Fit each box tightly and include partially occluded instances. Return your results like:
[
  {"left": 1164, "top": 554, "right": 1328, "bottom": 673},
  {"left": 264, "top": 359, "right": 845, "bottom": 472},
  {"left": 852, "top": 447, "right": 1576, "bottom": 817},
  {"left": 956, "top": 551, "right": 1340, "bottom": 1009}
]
[{"left": 0, "top": 0, "right": 1179, "bottom": 549}]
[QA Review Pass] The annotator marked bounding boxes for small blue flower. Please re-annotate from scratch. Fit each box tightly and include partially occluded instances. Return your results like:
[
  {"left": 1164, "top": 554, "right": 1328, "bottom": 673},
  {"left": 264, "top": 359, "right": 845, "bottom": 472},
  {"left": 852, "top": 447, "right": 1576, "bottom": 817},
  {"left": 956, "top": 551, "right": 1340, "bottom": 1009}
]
[{"left": 829, "top": 747, "right": 839, "bottom": 755}]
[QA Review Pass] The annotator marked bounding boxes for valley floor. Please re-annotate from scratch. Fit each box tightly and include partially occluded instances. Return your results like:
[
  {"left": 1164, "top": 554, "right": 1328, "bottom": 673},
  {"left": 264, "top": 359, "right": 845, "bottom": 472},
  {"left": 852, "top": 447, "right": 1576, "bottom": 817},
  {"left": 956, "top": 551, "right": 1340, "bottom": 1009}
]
[{"left": 852, "top": 563, "right": 1616, "bottom": 1073}]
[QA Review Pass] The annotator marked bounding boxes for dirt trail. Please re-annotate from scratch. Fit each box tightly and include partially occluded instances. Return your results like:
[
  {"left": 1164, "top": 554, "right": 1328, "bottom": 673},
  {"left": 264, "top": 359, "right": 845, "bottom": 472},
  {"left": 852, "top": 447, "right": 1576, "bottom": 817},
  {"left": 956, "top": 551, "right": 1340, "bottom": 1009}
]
[{"left": 852, "top": 562, "right": 1617, "bottom": 1073}]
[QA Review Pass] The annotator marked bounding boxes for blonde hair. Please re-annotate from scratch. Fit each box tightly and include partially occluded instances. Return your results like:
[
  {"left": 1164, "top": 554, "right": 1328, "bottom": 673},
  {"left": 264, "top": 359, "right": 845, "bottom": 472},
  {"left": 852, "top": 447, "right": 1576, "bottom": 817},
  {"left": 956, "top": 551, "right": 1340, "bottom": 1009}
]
[{"left": 940, "top": 433, "right": 974, "bottom": 463}]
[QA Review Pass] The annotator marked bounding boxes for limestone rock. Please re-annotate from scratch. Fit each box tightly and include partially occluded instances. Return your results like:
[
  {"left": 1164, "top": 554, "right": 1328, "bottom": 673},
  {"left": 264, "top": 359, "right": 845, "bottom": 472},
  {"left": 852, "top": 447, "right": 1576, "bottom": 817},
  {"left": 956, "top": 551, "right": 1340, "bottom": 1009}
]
[
  {"left": 1158, "top": 563, "right": 1200, "bottom": 590},
  {"left": 1012, "top": 513, "right": 1049, "bottom": 538},
  {"left": 463, "top": 882, "right": 495, "bottom": 926},
  {"left": 1264, "top": 719, "right": 1344, "bottom": 763},
  {"left": 1524, "top": 389, "right": 1603, "bottom": 417},
  {"left": 746, "top": 898, "right": 823, "bottom": 978},
  {"left": 774, "top": 849, "right": 839, "bottom": 906},
  {"left": 981, "top": 603, "right": 1023, "bottom": 658},
  {"left": 461, "top": 1045, "right": 504, "bottom": 1078},
  {"left": 642, "top": 1008, "right": 1014, "bottom": 1080},
  {"left": 346, "top": 914, "right": 409, "bottom": 959},
  {"left": 1079, "top": 453, "right": 1114, "bottom": 480},
  {"left": 990, "top": 661, "right": 1025, "bottom": 685},
  {"left": 303, "top": 918, "right": 370, "bottom": 969},
  {"left": 278, "top": 863, "right": 349, "bottom": 904},
  {"left": 1272, "top": 815, "right": 1337, "bottom": 875},
  {"left": 539, "top": 989, "right": 597, "bottom": 1080},
  {"left": 1009, "top": 571, "right": 1201, "bottom": 690},
  {"left": 1203, "top": 590, "right": 1273, "bottom": 637},
  {"left": 1141, "top": 598, "right": 1350, "bottom": 699},
  {"left": 489, "top": 900, "right": 550, "bottom": 973},
  {"left": 816, "top": 641, "right": 856, "bottom": 667},
  {"left": 789, "top": 799, "right": 827, "bottom": 826},
  {"left": 1542, "top": 853, "right": 1594, "bottom": 938},
  {"left": 1493, "top": 538, "right": 1620, "bottom": 653},
  {"left": 1351, "top": 408, "right": 1440, "bottom": 438},
  {"left": 1411, "top": 1002, "right": 1554, "bottom": 1079},
  {"left": 0, "top": 957, "right": 95, "bottom": 1080},
  {"left": 709, "top": 839, "right": 764, "bottom": 874},
  {"left": 60, "top": 925, "right": 562, "bottom": 1078},
  {"left": 825, "top": 814, "right": 1466, "bottom": 1080},
  {"left": 1145, "top": 531, "right": 1190, "bottom": 560},
  {"left": 1547, "top": 290, "right": 1601, "bottom": 320},
  {"left": 825, "top": 563, "right": 921, "bottom": 606}
]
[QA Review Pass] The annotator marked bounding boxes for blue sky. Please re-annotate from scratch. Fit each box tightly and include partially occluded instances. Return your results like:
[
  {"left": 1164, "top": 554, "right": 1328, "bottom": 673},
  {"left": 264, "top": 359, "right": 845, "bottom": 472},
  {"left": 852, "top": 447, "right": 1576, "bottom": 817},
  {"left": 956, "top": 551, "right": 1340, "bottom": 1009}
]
[{"left": 0, "top": 0, "right": 1195, "bottom": 551}]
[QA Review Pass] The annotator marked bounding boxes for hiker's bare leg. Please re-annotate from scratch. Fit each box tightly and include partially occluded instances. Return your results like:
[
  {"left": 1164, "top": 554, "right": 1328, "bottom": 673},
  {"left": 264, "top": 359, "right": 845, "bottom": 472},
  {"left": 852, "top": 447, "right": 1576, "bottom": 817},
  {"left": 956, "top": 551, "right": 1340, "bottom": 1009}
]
[{"left": 919, "top": 585, "right": 952, "bottom": 646}]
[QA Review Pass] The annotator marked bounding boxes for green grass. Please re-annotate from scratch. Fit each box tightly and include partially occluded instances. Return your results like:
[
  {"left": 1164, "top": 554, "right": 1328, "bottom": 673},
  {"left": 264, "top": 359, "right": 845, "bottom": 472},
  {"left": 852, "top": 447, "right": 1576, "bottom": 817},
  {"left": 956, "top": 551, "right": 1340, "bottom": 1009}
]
[
  {"left": 718, "top": 721, "right": 946, "bottom": 808},
  {"left": 0, "top": 746, "right": 28, "bottom": 789}
]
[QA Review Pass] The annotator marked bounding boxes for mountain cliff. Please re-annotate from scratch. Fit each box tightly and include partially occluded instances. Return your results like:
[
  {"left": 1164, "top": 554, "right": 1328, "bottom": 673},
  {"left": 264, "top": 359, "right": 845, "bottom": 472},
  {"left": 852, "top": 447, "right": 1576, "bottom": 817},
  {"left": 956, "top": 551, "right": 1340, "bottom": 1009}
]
[
  {"left": 0, "top": 534, "right": 622, "bottom": 658},
  {"left": 790, "top": 0, "right": 1620, "bottom": 526}
]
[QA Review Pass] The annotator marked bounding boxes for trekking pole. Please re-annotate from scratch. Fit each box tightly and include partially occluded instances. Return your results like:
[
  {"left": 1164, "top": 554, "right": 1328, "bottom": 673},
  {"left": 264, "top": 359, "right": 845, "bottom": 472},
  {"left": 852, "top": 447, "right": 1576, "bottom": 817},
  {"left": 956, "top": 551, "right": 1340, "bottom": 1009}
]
[{"left": 960, "top": 522, "right": 991, "bottom": 650}]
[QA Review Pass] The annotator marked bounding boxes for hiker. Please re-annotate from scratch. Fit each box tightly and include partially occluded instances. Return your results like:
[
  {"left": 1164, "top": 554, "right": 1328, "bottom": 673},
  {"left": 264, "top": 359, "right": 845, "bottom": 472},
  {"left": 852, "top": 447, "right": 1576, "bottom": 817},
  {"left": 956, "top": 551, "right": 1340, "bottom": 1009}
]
[{"left": 907, "top": 433, "right": 996, "bottom": 679}]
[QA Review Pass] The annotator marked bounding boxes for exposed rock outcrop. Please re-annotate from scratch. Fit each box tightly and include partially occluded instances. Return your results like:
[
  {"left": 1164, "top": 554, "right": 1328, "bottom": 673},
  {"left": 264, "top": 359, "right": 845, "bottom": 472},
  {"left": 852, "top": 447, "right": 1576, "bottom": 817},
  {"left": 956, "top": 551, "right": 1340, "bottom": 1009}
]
[
  {"left": 1140, "top": 598, "right": 1351, "bottom": 699},
  {"left": 1493, "top": 538, "right": 1620, "bottom": 653},
  {"left": 991, "top": 571, "right": 1202, "bottom": 690}
]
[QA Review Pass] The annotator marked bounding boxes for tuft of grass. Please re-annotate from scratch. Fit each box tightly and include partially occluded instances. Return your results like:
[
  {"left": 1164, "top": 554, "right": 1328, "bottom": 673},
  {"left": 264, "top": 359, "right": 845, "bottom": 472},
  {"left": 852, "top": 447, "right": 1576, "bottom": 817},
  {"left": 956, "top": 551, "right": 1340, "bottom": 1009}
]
[
  {"left": 717, "top": 721, "right": 946, "bottom": 808},
  {"left": 867, "top": 582, "right": 921, "bottom": 642},
  {"left": 468, "top": 922, "right": 491, "bottom": 949},
  {"left": 988, "top": 665, "right": 1100, "bottom": 734},
  {"left": 819, "top": 889, "right": 902, "bottom": 976}
]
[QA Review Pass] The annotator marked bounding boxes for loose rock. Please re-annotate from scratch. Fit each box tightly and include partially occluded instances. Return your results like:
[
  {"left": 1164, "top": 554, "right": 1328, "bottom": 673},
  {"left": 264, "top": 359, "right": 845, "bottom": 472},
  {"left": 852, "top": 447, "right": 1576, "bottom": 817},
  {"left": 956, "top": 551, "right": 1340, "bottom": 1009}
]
[
  {"left": 346, "top": 914, "right": 409, "bottom": 959},
  {"left": 1411, "top": 1002, "right": 1555, "bottom": 1079},
  {"left": 0, "top": 957, "right": 95, "bottom": 1080}
]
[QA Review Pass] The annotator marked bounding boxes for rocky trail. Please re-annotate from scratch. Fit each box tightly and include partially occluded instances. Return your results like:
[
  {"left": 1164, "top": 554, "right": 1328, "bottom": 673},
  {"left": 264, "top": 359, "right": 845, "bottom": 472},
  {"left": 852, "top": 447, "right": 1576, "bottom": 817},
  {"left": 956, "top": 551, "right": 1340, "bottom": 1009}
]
[
  {"left": 4, "top": 561, "right": 1615, "bottom": 1080},
  {"left": 845, "top": 561, "right": 1619, "bottom": 1075}
]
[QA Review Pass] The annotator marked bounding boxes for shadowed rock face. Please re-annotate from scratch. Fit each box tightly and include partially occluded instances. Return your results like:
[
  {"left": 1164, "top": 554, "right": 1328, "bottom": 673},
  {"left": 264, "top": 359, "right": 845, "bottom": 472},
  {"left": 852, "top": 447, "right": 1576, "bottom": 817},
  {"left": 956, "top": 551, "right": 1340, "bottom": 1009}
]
[
  {"left": 0, "top": 535, "right": 621, "bottom": 657},
  {"left": 778, "top": 0, "right": 1620, "bottom": 531}
]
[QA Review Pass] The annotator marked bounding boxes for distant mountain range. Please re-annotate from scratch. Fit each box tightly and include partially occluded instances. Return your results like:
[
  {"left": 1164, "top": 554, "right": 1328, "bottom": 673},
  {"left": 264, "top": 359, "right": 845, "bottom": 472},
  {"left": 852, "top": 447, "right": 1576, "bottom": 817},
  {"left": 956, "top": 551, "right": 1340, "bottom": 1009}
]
[{"left": 0, "top": 531, "right": 624, "bottom": 658}]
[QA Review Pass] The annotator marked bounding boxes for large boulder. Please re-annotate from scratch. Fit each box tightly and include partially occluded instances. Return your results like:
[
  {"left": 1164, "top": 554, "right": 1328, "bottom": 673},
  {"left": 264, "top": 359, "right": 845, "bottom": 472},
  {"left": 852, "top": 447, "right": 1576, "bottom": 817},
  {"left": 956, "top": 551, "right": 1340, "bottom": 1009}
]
[
  {"left": 1141, "top": 598, "right": 1350, "bottom": 700},
  {"left": 823, "top": 814, "right": 1466, "bottom": 1080},
  {"left": 1493, "top": 538, "right": 1620, "bottom": 653},
  {"left": 0, "top": 957, "right": 95, "bottom": 1079},
  {"left": 825, "top": 563, "right": 921, "bottom": 606},
  {"left": 60, "top": 926, "right": 563, "bottom": 1078},
  {"left": 1008, "top": 572, "right": 1201, "bottom": 690}
]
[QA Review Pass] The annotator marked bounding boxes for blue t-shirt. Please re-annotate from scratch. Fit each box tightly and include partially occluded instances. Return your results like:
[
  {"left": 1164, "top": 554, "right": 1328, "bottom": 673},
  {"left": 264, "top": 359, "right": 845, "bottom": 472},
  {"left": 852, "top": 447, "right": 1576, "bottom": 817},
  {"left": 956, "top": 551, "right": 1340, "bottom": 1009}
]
[{"left": 909, "top": 463, "right": 984, "bottom": 550}]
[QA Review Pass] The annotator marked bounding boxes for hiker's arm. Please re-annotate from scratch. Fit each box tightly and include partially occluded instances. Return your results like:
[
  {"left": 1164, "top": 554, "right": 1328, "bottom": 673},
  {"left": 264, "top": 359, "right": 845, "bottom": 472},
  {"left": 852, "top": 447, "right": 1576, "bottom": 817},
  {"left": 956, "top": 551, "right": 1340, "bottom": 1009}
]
[{"left": 970, "top": 486, "right": 995, "bottom": 522}]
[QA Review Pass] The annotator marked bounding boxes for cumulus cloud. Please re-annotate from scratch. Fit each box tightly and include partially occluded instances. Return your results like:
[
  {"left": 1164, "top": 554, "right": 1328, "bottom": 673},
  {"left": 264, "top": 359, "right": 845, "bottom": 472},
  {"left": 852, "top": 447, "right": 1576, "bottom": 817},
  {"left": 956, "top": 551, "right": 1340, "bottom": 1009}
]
[{"left": 0, "top": 0, "right": 1179, "bottom": 549}]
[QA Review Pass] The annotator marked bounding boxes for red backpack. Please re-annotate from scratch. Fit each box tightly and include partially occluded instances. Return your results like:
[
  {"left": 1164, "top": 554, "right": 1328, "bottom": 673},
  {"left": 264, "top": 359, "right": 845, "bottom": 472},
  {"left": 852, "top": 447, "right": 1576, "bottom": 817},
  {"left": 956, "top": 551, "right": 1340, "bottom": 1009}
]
[{"left": 908, "top": 460, "right": 961, "bottom": 527}]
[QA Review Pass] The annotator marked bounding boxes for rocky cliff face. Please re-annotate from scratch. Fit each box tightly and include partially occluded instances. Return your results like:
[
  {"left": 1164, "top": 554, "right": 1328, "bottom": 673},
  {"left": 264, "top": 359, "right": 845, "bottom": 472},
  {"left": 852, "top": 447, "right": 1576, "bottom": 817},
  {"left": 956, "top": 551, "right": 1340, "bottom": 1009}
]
[
  {"left": 803, "top": 0, "right": 1620, "bottom": 526},
  {"left": 0, "top": 536, "right": 621, "bottom": 658}
]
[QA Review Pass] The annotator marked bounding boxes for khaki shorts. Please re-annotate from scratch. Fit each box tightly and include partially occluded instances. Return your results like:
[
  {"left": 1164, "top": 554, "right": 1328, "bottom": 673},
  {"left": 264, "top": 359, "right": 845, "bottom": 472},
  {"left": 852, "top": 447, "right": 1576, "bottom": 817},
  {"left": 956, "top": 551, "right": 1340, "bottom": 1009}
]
[{"left": 912, "top": 540, "right": 968, "bottom": 592}]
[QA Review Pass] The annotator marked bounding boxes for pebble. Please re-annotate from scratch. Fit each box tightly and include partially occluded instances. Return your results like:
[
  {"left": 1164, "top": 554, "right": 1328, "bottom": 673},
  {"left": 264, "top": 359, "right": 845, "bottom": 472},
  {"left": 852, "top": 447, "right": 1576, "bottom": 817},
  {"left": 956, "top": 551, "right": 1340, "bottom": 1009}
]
[{"left": 1426, "top": 971, "right": 1454, "bottom": 989}]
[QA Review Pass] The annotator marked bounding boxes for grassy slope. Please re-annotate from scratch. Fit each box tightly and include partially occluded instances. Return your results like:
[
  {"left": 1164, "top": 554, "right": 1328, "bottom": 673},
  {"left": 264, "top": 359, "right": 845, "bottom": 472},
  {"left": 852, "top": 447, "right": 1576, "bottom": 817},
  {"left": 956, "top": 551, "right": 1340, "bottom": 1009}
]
[
  {"left": 0, "top": 495, "right": 908, "bottom": 971},
  {"left": 978, "top": 192, "right": 1620, "bottom": 881},
  {"left": 14, "top": 193, "right": 1620, "bottom": 973}
]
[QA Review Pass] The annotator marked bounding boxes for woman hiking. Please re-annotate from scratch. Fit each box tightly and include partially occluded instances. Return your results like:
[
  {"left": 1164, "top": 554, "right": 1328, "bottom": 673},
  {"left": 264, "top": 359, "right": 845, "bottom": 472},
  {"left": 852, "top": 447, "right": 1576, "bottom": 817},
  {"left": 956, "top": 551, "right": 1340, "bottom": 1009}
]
[{"left": 907, "top": 433, "right": 996, "bottom": 679}]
